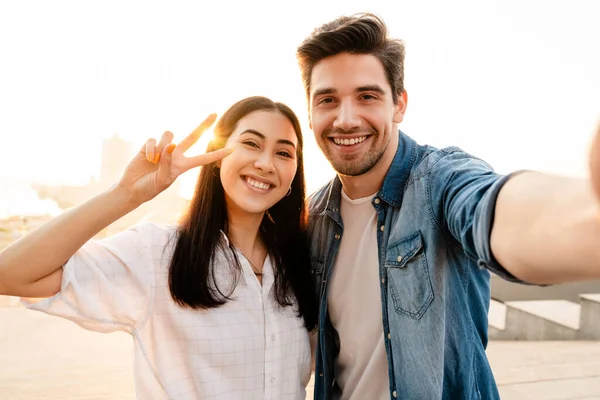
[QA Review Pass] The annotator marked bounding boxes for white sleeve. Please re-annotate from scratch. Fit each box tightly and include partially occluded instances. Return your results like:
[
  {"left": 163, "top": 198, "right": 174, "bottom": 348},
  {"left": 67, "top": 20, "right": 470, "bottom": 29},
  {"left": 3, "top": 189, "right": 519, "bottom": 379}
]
[{"left": 23, "top": 222, "right": 175, "bottom": 334}]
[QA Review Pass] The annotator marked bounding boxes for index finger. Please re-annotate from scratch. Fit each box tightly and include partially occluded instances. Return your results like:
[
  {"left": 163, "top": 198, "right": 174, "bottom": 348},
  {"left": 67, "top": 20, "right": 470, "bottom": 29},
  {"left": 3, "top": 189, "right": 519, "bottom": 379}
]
[
  {"left": 182, "top": 148, "right": 234, "bottom": 173},
  {"left": 177, "top": 113, "right": 218, "bottom": 153}
]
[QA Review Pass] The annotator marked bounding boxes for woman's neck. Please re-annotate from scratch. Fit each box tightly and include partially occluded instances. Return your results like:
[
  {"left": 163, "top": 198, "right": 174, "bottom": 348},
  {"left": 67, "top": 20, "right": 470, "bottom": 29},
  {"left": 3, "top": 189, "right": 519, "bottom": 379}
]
[{"left": 225, "top": 207, "right": 265, "bottom": 257}]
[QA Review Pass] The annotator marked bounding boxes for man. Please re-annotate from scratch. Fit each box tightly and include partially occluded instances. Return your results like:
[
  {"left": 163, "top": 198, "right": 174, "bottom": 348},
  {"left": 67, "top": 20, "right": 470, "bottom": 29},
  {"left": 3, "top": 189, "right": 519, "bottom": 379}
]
[{"left": 297, "top": 13, "right": 600, "bottom": 399}]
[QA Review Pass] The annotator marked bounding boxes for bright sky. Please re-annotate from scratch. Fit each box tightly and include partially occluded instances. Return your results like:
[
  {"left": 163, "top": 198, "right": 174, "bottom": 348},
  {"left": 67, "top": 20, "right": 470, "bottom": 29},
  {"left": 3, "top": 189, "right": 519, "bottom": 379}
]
[{"left": 1, "top": 0, "right": 599, "bottom": 198}]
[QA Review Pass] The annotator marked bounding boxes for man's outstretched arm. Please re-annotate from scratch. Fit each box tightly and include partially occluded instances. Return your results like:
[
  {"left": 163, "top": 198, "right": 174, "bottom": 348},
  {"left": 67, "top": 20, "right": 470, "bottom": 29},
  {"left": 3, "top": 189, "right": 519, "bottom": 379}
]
[{"left": 491, "top": 123, "right": 600, "bottom": 284}]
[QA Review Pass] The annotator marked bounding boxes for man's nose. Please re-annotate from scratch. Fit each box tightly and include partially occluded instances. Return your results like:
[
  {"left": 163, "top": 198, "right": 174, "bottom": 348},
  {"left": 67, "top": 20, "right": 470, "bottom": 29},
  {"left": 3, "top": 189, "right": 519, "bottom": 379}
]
[{"left": 332, "top": 100, "right": 361, "bottom": 131}]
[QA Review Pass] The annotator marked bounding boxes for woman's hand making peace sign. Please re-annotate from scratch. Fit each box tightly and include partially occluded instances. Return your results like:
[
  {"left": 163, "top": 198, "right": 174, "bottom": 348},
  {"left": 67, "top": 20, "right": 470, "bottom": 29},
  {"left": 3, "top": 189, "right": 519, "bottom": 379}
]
[{"left": 117, "top": 114, "right": 233, "bottom": 205}]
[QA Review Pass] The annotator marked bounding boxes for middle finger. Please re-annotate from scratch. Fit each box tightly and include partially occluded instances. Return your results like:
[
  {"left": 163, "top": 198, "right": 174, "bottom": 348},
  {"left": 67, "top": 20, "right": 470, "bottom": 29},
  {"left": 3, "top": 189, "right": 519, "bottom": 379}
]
[{"left": 154, "top": 131, "right": 174, "bottom": 163}]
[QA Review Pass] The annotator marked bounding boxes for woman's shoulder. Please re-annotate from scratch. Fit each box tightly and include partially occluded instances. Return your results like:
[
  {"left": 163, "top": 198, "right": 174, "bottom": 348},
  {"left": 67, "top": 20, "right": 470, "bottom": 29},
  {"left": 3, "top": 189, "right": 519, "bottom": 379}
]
[
  {"left": 104, "top": 222, "right": 180, "bottom": 263},
  {"left": 130, "top": 221, "right": 179, "bottom": 242},
  {"left": 126, "top": 222, "right": 180, "bottom": 275}
]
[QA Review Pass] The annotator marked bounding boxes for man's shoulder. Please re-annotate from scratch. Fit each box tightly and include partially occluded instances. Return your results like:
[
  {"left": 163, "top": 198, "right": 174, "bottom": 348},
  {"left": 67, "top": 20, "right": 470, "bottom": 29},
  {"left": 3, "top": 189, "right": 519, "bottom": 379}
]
[
  {"left": 379, "top": 132, "right": 495, "bottom": 205},
  {"left": 407, "top": 141, "right": 491, "bottom": 182}
]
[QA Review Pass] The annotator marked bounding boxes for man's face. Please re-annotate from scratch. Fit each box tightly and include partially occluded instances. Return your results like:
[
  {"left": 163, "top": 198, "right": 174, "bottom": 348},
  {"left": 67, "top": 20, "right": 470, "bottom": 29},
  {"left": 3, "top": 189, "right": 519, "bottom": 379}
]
[{"left": 309, "top": 53, "right": 406, "bottom": 176}]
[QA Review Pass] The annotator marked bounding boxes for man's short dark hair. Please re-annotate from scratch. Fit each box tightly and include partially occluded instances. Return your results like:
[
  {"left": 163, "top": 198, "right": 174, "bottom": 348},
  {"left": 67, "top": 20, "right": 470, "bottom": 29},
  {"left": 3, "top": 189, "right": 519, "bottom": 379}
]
[{"left": 296, "top": 13, "right": 406, "bottom": 103}]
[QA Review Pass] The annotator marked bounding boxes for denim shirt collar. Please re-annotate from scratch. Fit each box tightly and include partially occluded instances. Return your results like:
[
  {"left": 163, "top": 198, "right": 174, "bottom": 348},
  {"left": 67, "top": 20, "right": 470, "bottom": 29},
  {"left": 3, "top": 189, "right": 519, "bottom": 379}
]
[
  {"left": 378, "top": 131, "right": 418, "bottom": 208},
  {"left": 317, "top": 131, "right": 418, "bottom": 218}
]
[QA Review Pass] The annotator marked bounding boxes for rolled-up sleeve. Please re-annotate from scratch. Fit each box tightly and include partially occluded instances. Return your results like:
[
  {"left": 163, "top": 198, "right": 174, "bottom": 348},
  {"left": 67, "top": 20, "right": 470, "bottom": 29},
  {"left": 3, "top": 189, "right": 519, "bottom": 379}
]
[
  {"left": 23, "top": 222, "right": 170, "bottom": 333},
  {"left": 427, "top": 149, "right": 523, "bottom": 283}
]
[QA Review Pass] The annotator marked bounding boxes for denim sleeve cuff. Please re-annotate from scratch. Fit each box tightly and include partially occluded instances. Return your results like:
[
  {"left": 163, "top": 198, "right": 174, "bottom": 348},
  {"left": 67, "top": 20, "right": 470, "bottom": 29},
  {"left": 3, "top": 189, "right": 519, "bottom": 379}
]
[{"left": 474, "top": 171, "right": 526, "bottom": 283}]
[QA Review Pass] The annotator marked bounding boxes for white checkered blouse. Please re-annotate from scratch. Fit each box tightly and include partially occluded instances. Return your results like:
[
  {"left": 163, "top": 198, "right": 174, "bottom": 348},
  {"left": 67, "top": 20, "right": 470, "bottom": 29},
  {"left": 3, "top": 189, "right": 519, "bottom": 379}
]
[{"left": 25, "top": 222, "right": 312, "bottom": 399}]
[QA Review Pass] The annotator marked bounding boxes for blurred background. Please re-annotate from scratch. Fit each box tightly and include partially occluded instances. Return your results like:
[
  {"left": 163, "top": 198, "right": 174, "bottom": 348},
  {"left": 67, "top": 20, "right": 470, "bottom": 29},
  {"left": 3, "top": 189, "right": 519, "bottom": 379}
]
[{"left": 1, "top": 1, "right": 599, "bottom": 398}]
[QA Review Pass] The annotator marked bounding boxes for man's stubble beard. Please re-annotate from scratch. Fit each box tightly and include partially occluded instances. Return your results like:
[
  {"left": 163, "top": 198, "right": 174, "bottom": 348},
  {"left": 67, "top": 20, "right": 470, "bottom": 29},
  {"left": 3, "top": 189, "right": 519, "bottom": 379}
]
[{"left": 324, "top": 133, "right": 391, "bottom": 177}]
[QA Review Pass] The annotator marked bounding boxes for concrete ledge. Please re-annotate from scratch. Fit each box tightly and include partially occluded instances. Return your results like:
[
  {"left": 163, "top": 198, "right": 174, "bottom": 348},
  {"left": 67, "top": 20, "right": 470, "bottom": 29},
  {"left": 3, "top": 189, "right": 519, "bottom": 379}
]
[
  {"left": 580, "top": 293, "right": 600, "bottom": 303},
  {"left": 488, "top": 299, "right": 506, "bottom": 330},
  {"left": 506, "top": 300, "right": 580, "bottom": 330},
  {"left": 495, "top": 300, "right": 580, "bottom": 340},
  {"left": 579, "top": 294, "right": 600, "bottom": 339}
]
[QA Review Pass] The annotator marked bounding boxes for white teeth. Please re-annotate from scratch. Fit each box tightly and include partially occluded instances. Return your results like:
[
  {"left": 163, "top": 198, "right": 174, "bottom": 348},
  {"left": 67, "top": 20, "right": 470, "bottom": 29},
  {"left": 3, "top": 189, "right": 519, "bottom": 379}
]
[
  {"left": 332, "top": 136, "right": 367, "bottom": 146},
  {"left": 245, "top": 177, "right": 271, "bottom": 190}
]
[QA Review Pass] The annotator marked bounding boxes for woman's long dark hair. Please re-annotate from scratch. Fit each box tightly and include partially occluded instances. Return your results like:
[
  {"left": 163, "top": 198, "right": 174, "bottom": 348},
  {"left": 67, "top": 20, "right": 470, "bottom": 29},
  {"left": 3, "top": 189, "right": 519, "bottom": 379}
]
[{"left": 168, "top": 96, "right": 317, "bottom": 330}]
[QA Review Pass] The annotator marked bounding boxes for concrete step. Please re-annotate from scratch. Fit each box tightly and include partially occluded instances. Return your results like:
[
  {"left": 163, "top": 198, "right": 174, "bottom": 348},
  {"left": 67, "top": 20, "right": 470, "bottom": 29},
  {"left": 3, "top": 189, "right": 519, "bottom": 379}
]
[
  {"left": 488, "top": 294, "right": 600, "bottom": 340},
  {"left": 505, "top": 300, "right": 579, "bottom": 340},
  {"left": 579, "top": 294, "right": 600, "bottom": 339},
  {"left": 488, "top": 299, "right": 508, "bottom": 339}
]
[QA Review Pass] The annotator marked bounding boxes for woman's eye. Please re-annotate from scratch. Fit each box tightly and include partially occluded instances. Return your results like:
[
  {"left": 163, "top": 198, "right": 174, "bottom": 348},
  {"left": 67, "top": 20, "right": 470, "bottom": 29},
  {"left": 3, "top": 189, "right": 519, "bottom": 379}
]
[
  {"left": 243, "top": 141, "right": 259, "bottom": 148},
  {"left": 277, "top": 151, "right": 292, "bottom": 158}
]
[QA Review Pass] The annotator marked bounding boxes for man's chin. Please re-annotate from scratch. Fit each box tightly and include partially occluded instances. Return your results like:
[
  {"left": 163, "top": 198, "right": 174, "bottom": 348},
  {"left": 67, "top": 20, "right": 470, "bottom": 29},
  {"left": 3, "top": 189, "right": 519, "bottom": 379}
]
[
  {"left": 331, "top": 163, "right": 372, "bottom": 177},
  {"left": 330, "top": 154, "right": 383, "bottom": 176}
]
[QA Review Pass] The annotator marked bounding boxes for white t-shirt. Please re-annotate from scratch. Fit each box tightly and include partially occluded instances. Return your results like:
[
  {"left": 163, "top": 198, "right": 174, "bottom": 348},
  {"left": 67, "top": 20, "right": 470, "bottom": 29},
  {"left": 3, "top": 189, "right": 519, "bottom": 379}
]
[
  {"left": 25, "top": 222, "right": 311, "bottom": 400},
  {"left": 327, "top": 191, "right": 389, "bottom": 400}
]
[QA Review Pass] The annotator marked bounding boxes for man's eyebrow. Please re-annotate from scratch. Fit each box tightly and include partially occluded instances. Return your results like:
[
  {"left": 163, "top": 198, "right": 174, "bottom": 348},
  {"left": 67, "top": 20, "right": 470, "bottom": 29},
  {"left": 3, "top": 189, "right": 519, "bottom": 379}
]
[
  {"left": 356, "top": 85, "right": 386, "bottom": 94},
  {"left": 312, "top": 85, "right": 386, "bottom": 98},
  {"left": 240, "top": 129, "right": 296, "bottom": 149},
  {"left": 312, "top": 88, "right": 336, "bottom": 98}
]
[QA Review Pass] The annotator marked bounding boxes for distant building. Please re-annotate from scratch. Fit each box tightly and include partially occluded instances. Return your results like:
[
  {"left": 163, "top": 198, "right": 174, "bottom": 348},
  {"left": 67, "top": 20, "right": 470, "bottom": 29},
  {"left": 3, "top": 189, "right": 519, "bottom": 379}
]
[{"left": 33, "top": 133, "right": 187, "bottom": 233}]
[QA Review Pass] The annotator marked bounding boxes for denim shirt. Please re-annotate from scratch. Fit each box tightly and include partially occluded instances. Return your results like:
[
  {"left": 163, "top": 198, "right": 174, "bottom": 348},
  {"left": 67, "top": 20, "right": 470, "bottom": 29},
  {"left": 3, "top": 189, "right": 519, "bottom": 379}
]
[{"left": 308, "top": 131, "right": 520, "bottom": 400}]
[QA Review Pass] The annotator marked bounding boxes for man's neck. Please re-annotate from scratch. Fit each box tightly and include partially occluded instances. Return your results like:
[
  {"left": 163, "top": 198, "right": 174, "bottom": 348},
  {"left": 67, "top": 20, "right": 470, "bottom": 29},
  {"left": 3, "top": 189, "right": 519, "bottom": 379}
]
[{"left": 339, "top": 132, "right": 399, "bottom": 200}]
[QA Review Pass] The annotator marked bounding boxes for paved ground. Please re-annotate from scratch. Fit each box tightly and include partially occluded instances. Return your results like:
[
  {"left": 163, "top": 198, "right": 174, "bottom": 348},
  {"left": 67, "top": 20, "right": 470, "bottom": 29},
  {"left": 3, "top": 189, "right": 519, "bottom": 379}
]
[{"left": 1, "top": 307, "right": 599, "bottom": 399}]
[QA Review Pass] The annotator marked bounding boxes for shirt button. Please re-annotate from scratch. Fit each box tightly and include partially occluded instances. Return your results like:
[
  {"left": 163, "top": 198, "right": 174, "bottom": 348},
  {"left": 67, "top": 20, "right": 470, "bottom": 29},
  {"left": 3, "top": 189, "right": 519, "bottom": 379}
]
[
  {"left": 334, "top": 234, "right": 341, "bottom": 240},
  {"left": 387, "top": 333, "right": 391, "bottom": 340},
  {"left": 397, "top": 256, "right": 403, "bottom": 262},
  {"left": 270, "top": 376, "right": 275, "bottom": 383},
  {"left": 333, "top": 207, "right": 338, "bottom": 212},
  {"left": 381, "top": 278, "right": 385, "bottom": 284},
  {"left": 374, "top": 198, "right": 380, "bottom": 204},
  {"left": 271, "top": 334, "right": 276, "bottom": 342},
  {"left": 393, "top": 390, "right": 397, "bottom": 398},
  {"left": 319, "top": 373, "right": 324, "bottom": 377},
  {"left": 380, "top": 225, "right": 385, "bottom": 232}
]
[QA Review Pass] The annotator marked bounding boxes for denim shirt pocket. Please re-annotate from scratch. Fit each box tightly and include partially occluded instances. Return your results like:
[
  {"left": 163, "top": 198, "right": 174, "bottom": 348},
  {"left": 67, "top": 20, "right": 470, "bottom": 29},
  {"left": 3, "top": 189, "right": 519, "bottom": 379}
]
[{"left": 385, "top": 230, "right": 434, "bottom": 319}]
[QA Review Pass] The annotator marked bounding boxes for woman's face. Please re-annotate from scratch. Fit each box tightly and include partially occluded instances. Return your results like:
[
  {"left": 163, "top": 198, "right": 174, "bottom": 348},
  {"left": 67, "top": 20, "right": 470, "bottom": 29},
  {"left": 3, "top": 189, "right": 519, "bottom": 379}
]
[{"left": 219, "top": 110, "right": 299, "bottom": 217}]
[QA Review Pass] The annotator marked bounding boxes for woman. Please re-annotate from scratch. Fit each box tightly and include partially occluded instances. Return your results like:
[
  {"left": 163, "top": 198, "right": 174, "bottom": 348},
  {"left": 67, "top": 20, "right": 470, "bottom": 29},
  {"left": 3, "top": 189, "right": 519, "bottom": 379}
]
[{"left": 0, "top": 96, "right": 318, "bottom": 399}]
